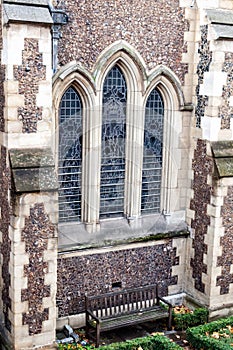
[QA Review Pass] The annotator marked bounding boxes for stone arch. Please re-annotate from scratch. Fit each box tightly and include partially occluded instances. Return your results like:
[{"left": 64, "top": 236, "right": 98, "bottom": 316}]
[
  {"left": 142, "top": 70, "right": 185, "bottom": 215},
  {"left": 147, "top": 64, "right": 185, "bottom": 108},
  {"left": 94, "top": 40, "right": 147, "bottom": 95},
  {"left": 53, "top": 64, "right": 97, "bottom": 224}
]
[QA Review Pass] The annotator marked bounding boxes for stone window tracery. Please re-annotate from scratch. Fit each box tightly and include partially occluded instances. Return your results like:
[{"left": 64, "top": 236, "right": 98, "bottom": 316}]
[
  {"left": 56, "top": 55, "right": 181, "bottom": 228},
  {"left": 142, "top": 88, "right": 164, "bottom": 214},
  {"left": 58, "top": 86, "right": 82, "bottom": 222},
  {"left": 100, "top": 65, "right": 127, "bottom": 218}
]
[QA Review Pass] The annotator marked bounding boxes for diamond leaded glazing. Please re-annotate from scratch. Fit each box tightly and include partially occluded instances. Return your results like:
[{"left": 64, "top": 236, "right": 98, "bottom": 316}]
[
  {"left": 141, "top": 88, "right": 164, "bottom": 214},
  {"left": 100, "top": 66, "right": 127, "bottom": 218},
  {"left": 58, "top": 87, "right": 82, "bottom": 222}
]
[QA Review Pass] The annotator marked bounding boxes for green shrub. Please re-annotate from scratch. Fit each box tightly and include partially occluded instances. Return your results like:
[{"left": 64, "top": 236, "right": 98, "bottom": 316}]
[
  {"left": 98, "top": 334, "right": 182, "bottom": 349},
  {"left": 173, "top": 307, "right": 208, "bottom": 330},
  {"left": 186, "top": 315, "right": 233, "bottom": 350}
]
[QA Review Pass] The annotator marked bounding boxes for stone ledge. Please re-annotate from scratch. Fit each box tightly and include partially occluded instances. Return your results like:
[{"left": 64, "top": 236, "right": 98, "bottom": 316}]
[
  {"left": 206, "top": 9, "right": 233, "bottom": 26},
  {"left": 9, "top": 148, "right": 58, "bottom": 193},
  {"left": 58, "top": 229, "right": 189, "bottom": 254},
  {"left": 212, "top": 141, "right": 233, "bottom": 177},
  {"left": 3, "top": 2, "right": 53, "bottom": 25}
]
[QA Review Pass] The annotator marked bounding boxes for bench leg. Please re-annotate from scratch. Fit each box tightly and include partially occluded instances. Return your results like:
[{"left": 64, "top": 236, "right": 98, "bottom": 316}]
[
  {"left": 96, "top": 323, "right": 100, "bottom": 348},
  {"left": 168, "top": 308, "right": 172, "bottom": 330}
]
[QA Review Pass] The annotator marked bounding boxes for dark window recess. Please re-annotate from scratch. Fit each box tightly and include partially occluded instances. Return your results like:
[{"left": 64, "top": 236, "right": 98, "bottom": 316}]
[{"left": 112, "top": 281, "right": 122, "bottom": 289}]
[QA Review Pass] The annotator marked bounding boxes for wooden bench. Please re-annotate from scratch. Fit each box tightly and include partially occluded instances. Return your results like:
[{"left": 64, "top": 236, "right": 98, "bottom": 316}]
[{"left": 85, "top": 284, "right": 172, "bottom": 347}]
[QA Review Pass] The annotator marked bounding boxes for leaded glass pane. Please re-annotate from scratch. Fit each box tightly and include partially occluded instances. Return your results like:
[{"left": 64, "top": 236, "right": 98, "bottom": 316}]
[
  {"left": 100, "top": 66, "right": 127, "bottom": 218},
  {"left": 58, "top": 87, "right": 82, "bottom": 222},
  {"left": 141, "top": 88, "right": 164, "bottom": 214}
]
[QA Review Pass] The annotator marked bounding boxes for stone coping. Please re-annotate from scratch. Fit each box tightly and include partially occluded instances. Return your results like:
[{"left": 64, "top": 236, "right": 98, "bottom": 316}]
[
  {"left": 206, "top": 9, "right": 233, "bottom": 26},
  {"left": 9, "top": 148, "right": 58, "bottom": 192},
  {"left": 3, "top": 0, "right": 49, "bottom": 6},
  {"left": 3, "top": 2, "right": 53, "bottom": 25},
  {"left": 212, "top": 141, "right": 233, "bottom": 178},
  {"left": 212, "top": 24, "right": 233, "bottom": 40},
  {"left": 10, "top": 148, "right": 55, "bottom": 168}
]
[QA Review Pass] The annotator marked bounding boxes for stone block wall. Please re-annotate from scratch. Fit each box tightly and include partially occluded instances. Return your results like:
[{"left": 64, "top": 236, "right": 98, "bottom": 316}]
[
  {"left": 190, "top": 139, "right": 213, "bottom": 294},
  {"left": 0, "top": 146, "right": 12, "bottom": 334},
  {"left": 184, "top": 1, "right": 233, "bottom": 314},
  {"left": 217, "top": 186, "right": 233, "bottom": 295},
  {"left": 9, "top": 194, "right": 58, "bottom": 349},
  {"left": 2, "top": 22, "right": 53, "bottom": 149},
  {"left": 57, "top": 238, "right": 186, "bottom": 326},
  {"left": 0, "top": 3, "right": 57, "bottom": 348},
  {"left": 55, "top": 0, "right": 189, "bottom": 85},
  {"left": 187, "top": 138, "right": 233, "bottom": 316}
]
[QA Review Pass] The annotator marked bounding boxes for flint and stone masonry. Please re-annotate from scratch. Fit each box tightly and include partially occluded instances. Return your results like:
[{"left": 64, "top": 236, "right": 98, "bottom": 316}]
[{"left": 0, "top": 0, "right": 233, "bottom": 349}]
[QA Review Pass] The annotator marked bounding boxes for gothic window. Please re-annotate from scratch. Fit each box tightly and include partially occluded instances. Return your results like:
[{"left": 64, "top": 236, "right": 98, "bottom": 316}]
[
  {"left": 100, "top": 65, "right": 127, "bottom": 218},
  {"left": 141, "top": 88, "right": 164, "bottom": 214},
  {"left": 58, "top": 86, "right": 82, "bottom": 222}
]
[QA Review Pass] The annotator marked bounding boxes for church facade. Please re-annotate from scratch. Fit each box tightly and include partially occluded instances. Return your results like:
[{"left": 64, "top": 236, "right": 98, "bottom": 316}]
[{"left": 1, "top": 0, "right": 233, "bottom": 348}]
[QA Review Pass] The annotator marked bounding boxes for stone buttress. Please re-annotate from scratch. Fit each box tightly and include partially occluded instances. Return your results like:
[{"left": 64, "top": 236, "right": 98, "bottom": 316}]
[{"left": 0, "top": 1, "right": 59, "bottom": 348}]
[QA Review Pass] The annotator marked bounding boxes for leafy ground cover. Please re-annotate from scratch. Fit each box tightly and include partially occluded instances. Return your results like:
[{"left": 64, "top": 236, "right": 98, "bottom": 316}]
[
  {"left": 186, "top": 315, "right": 233, "bottom": 350},
  {"left": 173, "top": 305, "right": 208, "bottom": 330},
  {"left": 57, "top": 333, "right": 183, "bottom": 350},
  {"left": 57, "top": 304, "right": 207, "bottom": 349}
]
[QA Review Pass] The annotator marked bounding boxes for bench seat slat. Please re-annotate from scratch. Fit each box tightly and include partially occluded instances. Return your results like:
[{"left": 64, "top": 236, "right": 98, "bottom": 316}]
[{"left": 87, "top": 307, "right": 168, "bottom": 331}]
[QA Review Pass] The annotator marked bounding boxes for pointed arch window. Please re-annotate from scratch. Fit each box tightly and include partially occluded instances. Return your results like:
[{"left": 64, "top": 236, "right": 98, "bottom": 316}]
[
  {"left": 58, "top": 86, "right": 82, "bottom": 222},
  {"left": 55, "top": 53, "right": 182, "bottom": 236},
  {"left": 141, "top": 88, "right": 164, "bottom": 214},
  {"left": 100, "top": 65, "right": 127, "bottom": 218}
]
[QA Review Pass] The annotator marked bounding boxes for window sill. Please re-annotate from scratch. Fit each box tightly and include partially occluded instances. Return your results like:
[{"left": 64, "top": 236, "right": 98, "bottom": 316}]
[{"left": 58, "top": 211, "right": 189, "bottom": 253}]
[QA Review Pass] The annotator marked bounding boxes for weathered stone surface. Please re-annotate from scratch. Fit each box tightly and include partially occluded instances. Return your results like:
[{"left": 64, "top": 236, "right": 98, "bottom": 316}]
[
  {"left": 212, "top": 141, "right": 233, "bottom": 177},
  {"left": 13, "top": 38, "right": 46, "bottom": 133},
  {"left": 190, "top": 140, "right": 213, "bottom": 293},
  {"left": 214, "top": 158, "right": 233, "bottom": 177},
  {"left": 212, "top": 141, "right": 233, "bottom": 157},
  {"left": 219, "top": 53, "right": 233, "bottom": 129},
  {"left": 10, "top": 148, "right": 55, "bottom": 168},
  {"left": 55, "top": 0, "right": 188, "bottom": 84},
  {"left": 206, "top": 9, "right": 233, "bottom": 25},
  {"left": 21, "top": 203, "right": 55, "bottom": 335},
  {"left": 195, "top": 25, "right": 212, "bottom": 128},
  {"left": 212, "top": 24, "right": 233, "bottom": 39},
  {"left": 4, "top": 3, "right": 53, "bottom": 25},
  {"left": 12, "top": 168, "right": 58, "bottom": 192},
  {"left": 10, "top": 148, "right": 58, "bottom": 193},
  {"left": 0, "top": 147, "right": 12, "bottom": 332},
  {"left": 4, "top": 0, "right": 49, "bottom": 5},
  {"left": 0, "top": 2, "right": 5, "bottom": 132},
  {"left": 57, "top": 241, "right": 179, "bottom": 317},
  {"left": 216, "top": 186, "right": 233, "bottom": 294}
]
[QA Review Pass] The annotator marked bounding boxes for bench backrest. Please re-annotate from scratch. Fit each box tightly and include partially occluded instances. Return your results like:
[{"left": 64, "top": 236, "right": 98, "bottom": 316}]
[{"left": 85, "top": 284, "right": 160, "bottom": 318}]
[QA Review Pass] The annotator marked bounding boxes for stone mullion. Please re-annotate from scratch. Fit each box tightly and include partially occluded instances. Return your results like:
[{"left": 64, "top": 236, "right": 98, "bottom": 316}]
[
  {"left": 83, "top": 100, "right": 101, "bottom": 231},
  {"left": 125, "top": 91, "right": 143, "bottom": 219},
  {"left": 161, "top": 105, "right": 174, "bottom": 215}
]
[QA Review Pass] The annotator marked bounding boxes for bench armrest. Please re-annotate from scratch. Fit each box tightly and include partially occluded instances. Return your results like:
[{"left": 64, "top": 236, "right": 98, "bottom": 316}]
[
  {"left": 158, "top": 297, "right": 172, "bottom": 309},
  {"left": 86, "top": 309, "right": 100, "bottom": 323}
]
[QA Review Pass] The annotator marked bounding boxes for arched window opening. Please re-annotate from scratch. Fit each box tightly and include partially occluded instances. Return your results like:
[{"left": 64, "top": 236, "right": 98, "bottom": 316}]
[
  {"left": 100, "top": 65, "right": 127, "bottom": 218},
  {"left": 58, "top": 86, "right": 82, "bottom": 222},
  {"left": 141, "top": 88, "right": 164, "bottom": 214}
]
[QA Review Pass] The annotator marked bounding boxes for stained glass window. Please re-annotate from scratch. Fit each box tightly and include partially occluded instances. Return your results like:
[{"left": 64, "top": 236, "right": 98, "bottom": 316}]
[
  {"left": 141, "top": 88, "right": 164, "bottom": 214},
  {"left": 100, "top": 66, "right": 127, "bottom": 218},
  {"left": 58, "top": 87, "right": 82, "bottom": 222}
]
